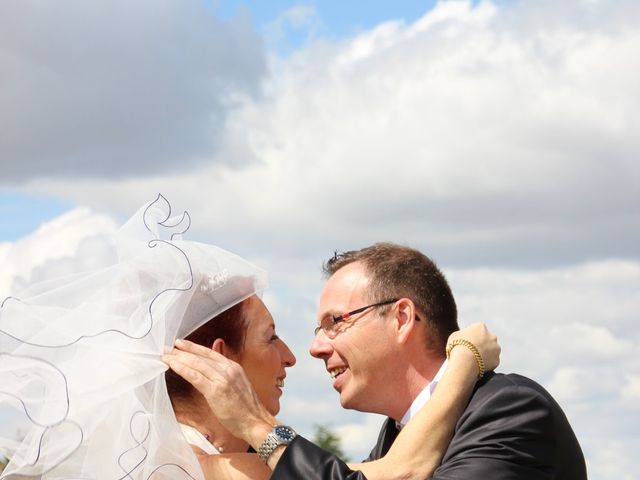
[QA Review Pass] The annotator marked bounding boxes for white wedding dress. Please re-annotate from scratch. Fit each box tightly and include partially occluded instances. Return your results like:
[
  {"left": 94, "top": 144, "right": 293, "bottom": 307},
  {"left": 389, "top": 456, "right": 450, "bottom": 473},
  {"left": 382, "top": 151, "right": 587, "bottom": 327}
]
[
  {"left": 179, "top": 424, "right": 219, "bottom": 456},
  {"left": 0, "top": 195, "right": 265, "bottom": 479}
]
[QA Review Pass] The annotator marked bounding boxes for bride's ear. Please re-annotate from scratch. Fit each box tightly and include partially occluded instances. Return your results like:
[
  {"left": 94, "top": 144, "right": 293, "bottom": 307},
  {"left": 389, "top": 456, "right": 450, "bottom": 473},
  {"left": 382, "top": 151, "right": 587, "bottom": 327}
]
[{"left": 211, "top": 338, "right": 235, "bottom": 359}]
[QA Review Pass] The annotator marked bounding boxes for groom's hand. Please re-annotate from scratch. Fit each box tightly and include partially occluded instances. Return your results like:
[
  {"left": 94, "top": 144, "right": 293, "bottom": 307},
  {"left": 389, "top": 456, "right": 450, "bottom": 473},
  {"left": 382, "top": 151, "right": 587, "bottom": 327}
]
[{"left": 163, "top": 339, "right": 275, "bottom": 449}]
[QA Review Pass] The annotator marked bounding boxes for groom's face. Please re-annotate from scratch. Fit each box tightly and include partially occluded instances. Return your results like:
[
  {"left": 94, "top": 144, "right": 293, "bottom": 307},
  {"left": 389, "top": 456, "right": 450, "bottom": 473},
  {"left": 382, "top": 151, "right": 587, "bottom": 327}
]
[{"left": 310, "top": 262, "right": 397, "bottom": 415}]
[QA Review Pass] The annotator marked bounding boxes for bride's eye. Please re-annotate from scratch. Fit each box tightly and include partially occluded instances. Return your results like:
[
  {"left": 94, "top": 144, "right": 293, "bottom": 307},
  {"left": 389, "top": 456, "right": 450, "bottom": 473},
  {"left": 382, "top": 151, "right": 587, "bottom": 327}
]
[{"left": 270, "top": 334, "right": 279, "bottom": 342}]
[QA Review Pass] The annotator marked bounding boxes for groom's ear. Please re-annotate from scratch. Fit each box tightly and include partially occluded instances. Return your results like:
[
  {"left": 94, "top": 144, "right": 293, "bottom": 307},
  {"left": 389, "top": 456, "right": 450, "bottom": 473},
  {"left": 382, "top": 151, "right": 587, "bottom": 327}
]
[{"left": 395, "top": 298, "right": 419, "bottom": 345}]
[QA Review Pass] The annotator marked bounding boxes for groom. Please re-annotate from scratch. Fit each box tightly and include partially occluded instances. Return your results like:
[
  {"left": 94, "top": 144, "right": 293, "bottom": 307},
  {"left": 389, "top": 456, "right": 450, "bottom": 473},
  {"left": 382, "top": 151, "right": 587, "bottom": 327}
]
[{"left": 188, "top": 243, "right": 588, "bottom": 479}]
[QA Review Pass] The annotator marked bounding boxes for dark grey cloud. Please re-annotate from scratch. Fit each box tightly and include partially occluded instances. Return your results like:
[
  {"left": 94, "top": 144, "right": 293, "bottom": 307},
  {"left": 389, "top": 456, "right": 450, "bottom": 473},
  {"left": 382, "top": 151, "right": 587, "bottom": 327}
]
[{"left": 0, "top": 0, "right": 266, "bottom": 183}]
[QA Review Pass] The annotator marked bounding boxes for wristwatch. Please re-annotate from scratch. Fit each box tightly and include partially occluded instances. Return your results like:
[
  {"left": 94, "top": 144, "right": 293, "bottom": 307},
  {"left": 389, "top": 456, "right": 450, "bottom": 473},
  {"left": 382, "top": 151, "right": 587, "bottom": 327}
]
[{"left": 257, "top": 425, "right": 297, "bottom": 463}]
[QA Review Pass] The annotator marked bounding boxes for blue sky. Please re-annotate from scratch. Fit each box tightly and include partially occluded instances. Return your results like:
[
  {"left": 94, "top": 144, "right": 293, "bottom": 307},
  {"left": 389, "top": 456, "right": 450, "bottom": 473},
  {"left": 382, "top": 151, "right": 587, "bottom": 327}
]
[
  {"left": 0, "top": 192, "right": 72, "bottom": 241},
  {"left": 214, "top": 0, "right": 441, "bottom": 36}
]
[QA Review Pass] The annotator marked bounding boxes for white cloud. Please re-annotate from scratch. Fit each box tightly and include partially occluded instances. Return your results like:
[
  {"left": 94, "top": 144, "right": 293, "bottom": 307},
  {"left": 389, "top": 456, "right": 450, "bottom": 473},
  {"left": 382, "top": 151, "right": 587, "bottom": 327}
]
[
  {"left": 620, "top": 374, "right": 640, "bottom": 406},
  {"left": 546, "top": 366, "right": 619, "bottom": 404},
  {"left": 0, "top": 208, "right": 117, "bottom": 295},
  {"left": 334, "top": 414, "right": 388, "bottom": 460},
  {"left": 20, "top": 0, "right": 639, "bottom": 267},
  {"left": 449, "top": 261, "right": 640, "bottom": 379},
  {"left": 586, "top": 439, "right": 638, "bottom": 480},
  {"left": 550, "top": 323, "right": 632, "bottom": 359}
]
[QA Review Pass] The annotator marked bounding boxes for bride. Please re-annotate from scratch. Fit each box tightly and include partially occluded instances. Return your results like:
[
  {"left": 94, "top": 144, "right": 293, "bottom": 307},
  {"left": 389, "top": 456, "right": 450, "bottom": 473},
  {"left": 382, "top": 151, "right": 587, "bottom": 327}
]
[{"left": 0, "top": 195, "right": 498, "bottom": 479}]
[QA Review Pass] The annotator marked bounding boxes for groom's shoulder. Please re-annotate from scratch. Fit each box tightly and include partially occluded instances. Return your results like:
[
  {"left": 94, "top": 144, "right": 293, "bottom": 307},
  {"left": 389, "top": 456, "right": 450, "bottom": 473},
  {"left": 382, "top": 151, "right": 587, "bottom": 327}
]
[
  {"left": 475, "top": 370, "right": 548, "bottom": 394},
  {"left": 457, "top": 372, "right": 586, "bottom": 473},
  {"left": 470, "top": 371, "right": 562, "bottom": 413}
]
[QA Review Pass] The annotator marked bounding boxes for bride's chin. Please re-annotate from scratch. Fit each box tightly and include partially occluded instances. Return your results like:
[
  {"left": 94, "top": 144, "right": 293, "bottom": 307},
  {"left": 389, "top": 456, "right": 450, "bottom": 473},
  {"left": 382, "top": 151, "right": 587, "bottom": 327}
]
[
  {"left": 257, "top": 389, "right": 282, "bottom": 416},
  {"left": 268, "top": 399, "right": 281, "bottom": 416}
]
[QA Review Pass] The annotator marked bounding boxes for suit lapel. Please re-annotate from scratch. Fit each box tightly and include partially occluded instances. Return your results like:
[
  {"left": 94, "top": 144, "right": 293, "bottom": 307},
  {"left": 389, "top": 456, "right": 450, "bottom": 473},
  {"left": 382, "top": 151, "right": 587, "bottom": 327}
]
[{"left": 368, "top": 418, "right": 400, "bottom": 460}]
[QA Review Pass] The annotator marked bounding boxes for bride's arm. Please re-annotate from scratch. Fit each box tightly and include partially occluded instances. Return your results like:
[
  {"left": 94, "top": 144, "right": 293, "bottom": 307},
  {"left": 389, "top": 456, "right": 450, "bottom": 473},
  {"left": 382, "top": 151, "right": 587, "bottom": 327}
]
[
  {"left": 349, "top": 323, "right": 500, "bottom": 479},
  {"left": 197, "top": 452, "right": 270, "bottom": 480}
]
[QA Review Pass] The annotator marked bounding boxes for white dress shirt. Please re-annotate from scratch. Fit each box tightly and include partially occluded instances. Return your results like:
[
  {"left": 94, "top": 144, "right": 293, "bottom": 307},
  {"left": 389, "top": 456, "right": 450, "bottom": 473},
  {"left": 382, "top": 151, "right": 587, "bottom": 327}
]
[{"left": 397, "top": 359, "right": 448, "bottom": 429}]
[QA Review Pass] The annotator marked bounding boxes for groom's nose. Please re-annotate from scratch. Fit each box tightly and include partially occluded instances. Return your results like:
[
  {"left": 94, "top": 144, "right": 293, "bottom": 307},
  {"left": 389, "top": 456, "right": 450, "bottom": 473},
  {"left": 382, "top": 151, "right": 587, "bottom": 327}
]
[{"left": 309, "top": 328, "right": 332, "bottom": 359}]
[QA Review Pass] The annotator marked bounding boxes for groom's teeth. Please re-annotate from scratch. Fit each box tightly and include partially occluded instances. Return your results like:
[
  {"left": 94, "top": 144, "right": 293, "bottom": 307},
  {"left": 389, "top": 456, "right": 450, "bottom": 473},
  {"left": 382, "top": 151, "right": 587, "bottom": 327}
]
[
  {"left": 329, "top": 367, "right": 347, "bottom": 379},
  {"left": 276, "top": 379, "right": 284, "bottom": 388}
]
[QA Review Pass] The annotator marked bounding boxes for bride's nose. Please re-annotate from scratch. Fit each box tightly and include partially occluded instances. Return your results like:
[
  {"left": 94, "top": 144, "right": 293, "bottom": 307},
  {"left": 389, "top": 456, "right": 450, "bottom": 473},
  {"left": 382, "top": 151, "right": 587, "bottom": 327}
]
[{"left": 280, "top": 340, "right": 296, "bottom": 367}]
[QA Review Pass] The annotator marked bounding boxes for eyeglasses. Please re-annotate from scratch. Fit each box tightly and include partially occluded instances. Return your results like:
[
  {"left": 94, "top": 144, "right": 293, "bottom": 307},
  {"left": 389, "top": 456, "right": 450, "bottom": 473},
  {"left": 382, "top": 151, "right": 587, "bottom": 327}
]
[{"left": 313, "top": 299, "right": 399, "bottom": 338}]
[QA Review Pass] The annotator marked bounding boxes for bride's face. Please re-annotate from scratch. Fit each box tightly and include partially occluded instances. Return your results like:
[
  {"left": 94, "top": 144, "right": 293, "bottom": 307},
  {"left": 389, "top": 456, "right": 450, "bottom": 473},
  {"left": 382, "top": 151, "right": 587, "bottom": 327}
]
[{"left": 235, "top": 296, "right": 296, "bottom": 415}]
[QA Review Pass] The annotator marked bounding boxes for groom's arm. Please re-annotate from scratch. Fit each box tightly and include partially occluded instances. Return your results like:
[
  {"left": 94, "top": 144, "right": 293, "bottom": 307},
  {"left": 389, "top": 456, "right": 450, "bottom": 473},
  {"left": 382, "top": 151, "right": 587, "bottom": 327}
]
[
  {"left": 270, "top": 436, "right": 367, "bottom": 480},
  {"left": 270, "top": 417, "right": 399, "bottom": 480}
]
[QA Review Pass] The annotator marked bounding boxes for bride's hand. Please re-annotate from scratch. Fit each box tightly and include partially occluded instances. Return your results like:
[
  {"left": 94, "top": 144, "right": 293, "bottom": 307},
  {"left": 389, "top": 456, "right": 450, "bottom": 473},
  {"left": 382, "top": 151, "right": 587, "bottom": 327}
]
[{"left": 447, "top": 323, "right": 500, "bottom": 374}]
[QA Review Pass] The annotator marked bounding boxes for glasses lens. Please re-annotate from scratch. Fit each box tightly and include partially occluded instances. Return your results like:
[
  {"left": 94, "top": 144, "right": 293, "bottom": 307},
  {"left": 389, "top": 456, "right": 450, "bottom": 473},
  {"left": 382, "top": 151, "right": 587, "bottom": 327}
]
[
  {"left": 325, "top": 317, "right": 338, "bottom": 338},
  {"left": 314, "top": 317, "right": 336, "bottom": 337}
]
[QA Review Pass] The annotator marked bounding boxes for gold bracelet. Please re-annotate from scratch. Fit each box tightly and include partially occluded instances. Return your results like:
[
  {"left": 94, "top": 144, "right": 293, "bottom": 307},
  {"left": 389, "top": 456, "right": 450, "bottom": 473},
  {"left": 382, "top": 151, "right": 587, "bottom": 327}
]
[{"left": 446, "top": 338, "right": 485, "bottom": 380}]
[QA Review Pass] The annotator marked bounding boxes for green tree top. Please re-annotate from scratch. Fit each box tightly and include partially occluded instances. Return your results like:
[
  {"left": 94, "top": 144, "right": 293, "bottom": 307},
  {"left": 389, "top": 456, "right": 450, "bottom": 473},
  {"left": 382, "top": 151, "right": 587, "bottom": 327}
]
[{"left": 312, "top": 424, "right": 350, "bottom": 462}]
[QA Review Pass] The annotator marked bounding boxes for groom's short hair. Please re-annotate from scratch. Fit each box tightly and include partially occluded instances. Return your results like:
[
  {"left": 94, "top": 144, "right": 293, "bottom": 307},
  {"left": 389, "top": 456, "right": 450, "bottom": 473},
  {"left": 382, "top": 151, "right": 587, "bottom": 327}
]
[{"left": 323, "top": 242, "right": 458, "bottom": 351}]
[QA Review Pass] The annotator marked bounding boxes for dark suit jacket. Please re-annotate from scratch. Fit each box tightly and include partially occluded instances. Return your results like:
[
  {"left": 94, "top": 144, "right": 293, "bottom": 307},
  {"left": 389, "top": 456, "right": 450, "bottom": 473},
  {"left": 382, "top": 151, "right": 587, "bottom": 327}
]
[{"left": 270, "top": 372, "right": 587, "bottom": 479}]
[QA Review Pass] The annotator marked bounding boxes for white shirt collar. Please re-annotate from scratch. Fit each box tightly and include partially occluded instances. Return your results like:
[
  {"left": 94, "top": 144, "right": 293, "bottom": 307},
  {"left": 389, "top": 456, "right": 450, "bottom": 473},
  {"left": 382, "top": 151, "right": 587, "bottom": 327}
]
[{"left": 396, "top": 359, "right": 448, "bottom": 430}]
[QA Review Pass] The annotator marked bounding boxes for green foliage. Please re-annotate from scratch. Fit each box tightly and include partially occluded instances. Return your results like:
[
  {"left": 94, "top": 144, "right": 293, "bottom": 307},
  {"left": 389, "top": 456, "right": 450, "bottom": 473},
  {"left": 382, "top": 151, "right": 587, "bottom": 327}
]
[{"left": 311, "top": 424, "right": 350, "bottom": 462}]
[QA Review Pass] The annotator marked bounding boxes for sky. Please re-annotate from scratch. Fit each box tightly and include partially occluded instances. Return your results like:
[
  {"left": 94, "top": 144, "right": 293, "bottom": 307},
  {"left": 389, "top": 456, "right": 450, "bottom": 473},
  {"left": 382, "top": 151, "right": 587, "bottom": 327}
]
[{"left": 1, "top": 0, "right": 639, "bottom": 477}]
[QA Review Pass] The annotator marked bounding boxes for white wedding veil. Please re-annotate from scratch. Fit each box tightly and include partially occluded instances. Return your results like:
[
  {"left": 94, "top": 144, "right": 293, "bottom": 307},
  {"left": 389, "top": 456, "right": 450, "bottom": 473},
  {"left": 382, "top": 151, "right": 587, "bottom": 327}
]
[{"left": 0, "top": 195, "right": 267, "bottom": 479}]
